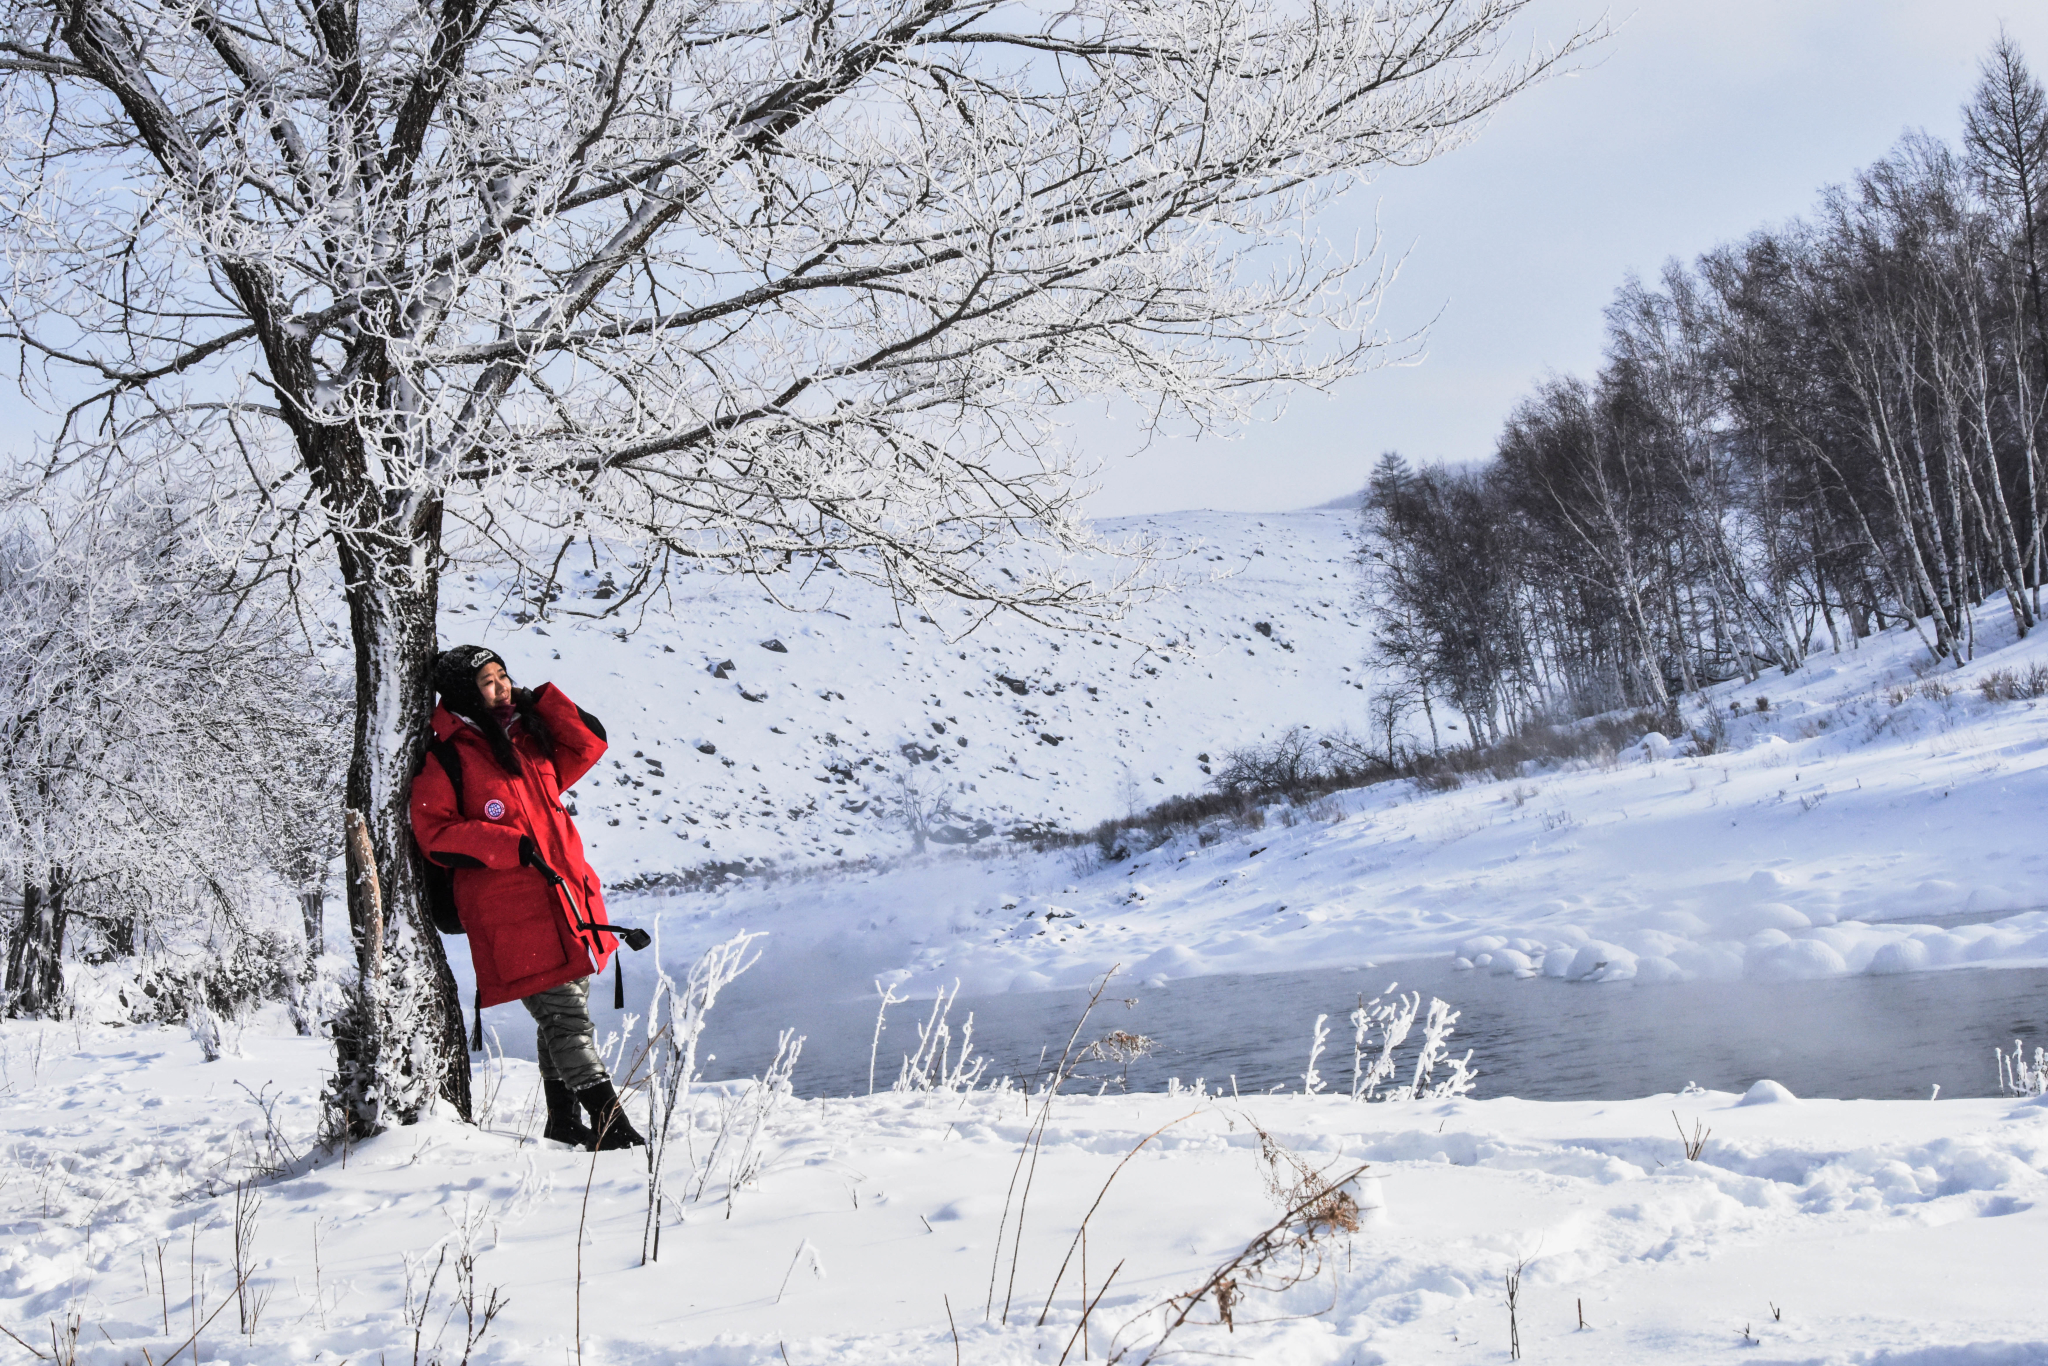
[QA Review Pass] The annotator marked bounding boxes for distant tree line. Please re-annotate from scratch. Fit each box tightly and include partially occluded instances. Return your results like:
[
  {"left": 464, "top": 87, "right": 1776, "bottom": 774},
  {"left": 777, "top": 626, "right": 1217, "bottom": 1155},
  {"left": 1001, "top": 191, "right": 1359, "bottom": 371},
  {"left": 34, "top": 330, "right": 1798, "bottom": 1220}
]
[{"left": 1363, "top": 35, "right": 2048, "bottom": 746}]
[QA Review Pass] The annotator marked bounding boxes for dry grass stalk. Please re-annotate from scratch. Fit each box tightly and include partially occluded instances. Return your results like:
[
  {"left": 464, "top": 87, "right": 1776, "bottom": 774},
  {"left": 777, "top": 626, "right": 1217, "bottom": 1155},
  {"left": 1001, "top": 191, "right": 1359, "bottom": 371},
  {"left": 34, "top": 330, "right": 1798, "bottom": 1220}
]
[
  {"left": 1248, "top": 1119, "right": 1364, "bottom": 1236},
  {"left": 234, "top": 1081, "right": 302, "bottom": 1179},
  {"left": 1505, "top": 1257, "right": 1523, "bottom": 1360},
  {"left": 1057, "top": 1259, "right": 1124, "bottom": 1366},
  {"left": 0, "top": 1315, "right": 79, "bottom": 1365},
  {"left": 575, "top": 1143, "right": 601, "bottom": 1366},
  {"left": 1673, "top": 1111, "right": 1710, "bottom": 1161},
  {"left": 232, "top": 1180, "right": 272, "bottom": 1337},
  {"left": 405, "top": 1245, "right": 448, "bottom": 1366},
  {"left": 987, "top": 964, "right": 1121, "bottom": 1324},
  {"left": 79, "top": 1260, "right": 252, "bottom": 1366},
  {"left": 1036, "top": 1110, "right": 1199, "bottom": 1326}
]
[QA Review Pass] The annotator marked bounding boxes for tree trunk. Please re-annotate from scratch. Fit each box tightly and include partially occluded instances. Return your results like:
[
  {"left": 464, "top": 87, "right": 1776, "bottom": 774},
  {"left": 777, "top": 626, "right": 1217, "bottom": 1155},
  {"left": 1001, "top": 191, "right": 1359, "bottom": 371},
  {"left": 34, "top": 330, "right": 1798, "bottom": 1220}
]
[
  {"left": 325, "top": 564, "right": 472, "bottom": 1135},
  {"left": 299, "top": 887, "right": 324, "bottom": 961},
  {"left": 5, "top": 869, "right": 68, "bottom": 1018}
]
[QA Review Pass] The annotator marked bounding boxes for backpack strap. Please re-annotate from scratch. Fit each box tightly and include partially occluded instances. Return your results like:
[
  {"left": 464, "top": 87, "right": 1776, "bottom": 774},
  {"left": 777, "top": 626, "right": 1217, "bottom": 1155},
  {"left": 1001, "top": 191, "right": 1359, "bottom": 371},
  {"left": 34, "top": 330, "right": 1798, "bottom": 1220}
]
[
  {"left": 413, "top": 736, "right": 471, "bottom": 936},
  {"left": 424, "top": 736, "right": 466, "bottom": 816}
]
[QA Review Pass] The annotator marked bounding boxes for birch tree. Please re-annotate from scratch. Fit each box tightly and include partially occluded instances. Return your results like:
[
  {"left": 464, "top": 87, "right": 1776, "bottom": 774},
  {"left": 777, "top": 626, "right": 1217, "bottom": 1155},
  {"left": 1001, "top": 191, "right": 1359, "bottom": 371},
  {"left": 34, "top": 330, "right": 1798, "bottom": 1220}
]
[
  {"left": 0, "top": 0, "right": 1584, "bottom": 1130},
  {"left": 1964, "top": 29, "right": 2048, "bottom": 388}
]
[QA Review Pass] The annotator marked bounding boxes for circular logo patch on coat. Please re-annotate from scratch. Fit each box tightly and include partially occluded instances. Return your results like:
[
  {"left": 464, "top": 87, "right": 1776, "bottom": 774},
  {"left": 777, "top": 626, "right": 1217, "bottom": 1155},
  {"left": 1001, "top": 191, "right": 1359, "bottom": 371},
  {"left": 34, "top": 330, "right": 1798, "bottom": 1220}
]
[{"left": 483, "top": 798, "right": 506, "bottom": 820}]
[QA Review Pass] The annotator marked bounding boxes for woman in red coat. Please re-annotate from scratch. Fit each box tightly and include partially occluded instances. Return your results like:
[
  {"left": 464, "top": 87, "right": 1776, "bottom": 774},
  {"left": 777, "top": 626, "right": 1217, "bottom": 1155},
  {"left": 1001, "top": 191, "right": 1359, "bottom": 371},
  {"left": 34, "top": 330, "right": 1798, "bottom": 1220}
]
[{"left": 410, "top": 645, "right": 643, "bottom": 1150}]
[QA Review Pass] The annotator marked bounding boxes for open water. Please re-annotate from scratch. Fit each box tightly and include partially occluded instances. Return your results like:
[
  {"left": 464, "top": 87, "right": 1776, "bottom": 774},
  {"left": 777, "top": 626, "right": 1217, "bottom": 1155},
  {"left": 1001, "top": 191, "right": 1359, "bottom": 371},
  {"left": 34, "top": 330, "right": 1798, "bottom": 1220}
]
[{"left": 680, "top": 955, "right": 2048, "bottom": 1102}]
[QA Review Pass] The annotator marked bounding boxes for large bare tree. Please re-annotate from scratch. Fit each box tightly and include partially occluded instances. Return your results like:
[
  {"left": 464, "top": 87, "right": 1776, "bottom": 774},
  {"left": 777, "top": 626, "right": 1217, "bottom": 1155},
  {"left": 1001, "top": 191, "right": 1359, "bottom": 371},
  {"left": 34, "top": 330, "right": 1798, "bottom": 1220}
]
[{"left": 0, "top": 0, "right": 1583, "bottom": 1131}]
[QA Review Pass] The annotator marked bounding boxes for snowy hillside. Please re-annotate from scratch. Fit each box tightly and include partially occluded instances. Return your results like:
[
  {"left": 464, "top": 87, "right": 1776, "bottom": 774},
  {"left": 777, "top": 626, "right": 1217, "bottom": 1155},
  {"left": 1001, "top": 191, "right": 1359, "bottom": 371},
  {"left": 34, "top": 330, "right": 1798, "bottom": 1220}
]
[
  {"left": 616, "top": 593, "right": 2048, "bottom": 1014},
  {"left": 449, "top": 509, "right": 1373, "bottom": 880}
]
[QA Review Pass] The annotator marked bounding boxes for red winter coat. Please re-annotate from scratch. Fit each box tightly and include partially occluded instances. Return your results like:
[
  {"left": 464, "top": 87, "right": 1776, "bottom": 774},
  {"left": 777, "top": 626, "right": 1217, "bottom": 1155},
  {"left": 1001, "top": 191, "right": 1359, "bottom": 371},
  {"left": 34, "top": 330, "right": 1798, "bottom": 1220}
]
[{"left": 408, "top": 683, "right": 615, "bottom": 1007}]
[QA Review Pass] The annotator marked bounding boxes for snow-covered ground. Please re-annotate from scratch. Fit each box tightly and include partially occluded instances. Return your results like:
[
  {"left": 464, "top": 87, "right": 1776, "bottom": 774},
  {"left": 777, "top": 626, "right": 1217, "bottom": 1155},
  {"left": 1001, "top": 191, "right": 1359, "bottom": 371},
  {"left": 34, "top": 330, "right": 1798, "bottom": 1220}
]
[{"left": 5, "top": 1017, "right": 2046, "bottom": 1365}]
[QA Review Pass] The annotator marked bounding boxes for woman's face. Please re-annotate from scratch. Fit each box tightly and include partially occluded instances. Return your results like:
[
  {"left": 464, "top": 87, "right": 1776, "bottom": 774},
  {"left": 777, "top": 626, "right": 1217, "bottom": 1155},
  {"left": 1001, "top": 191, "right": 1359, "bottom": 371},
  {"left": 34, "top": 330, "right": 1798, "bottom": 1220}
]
[{"left": 475, "top": 661, "right": 513, "bottom": 711}]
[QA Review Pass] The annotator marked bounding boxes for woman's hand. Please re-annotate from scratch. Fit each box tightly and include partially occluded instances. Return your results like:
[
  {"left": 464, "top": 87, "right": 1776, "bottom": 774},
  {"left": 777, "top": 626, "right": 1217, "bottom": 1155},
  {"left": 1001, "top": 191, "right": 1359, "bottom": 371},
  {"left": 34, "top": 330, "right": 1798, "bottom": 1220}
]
[{"left": 519, "top": 834, "right": 547, "bottom": 870}]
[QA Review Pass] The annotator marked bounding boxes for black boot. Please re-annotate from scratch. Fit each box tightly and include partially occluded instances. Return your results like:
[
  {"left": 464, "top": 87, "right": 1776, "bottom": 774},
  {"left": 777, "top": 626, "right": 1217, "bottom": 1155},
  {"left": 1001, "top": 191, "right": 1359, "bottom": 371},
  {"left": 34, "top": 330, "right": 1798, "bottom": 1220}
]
[
  {"left": 576, "top": 1080, "right": 646, "bottom": 1150},
  {"left": 542, "top": 1078, "right": 594, "bottom": 1148}
]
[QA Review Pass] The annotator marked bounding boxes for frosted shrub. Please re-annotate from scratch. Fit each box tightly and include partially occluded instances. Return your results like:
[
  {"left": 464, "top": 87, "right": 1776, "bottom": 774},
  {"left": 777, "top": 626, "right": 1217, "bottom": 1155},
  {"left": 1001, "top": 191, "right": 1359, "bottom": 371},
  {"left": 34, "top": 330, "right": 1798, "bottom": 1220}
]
[
  {"left": 893, "top": 981, "right": 987, "bottom": 1095},
  {"left": 1979, "top": 664, "right": 2048, "bottom": 701},
  {"left": 1077, "top": 1029, "right": 1156, "bottom": 1093},
  {"left": 1410, "top": 998, "right": 1477, "bottom": 1099},
  {"left": 694, "top": 1028, "right": 805, "bottom": 1218},
  {"left": 1349, "top": 989, "right": 1416, "bottom": 1100},
  {"left": 640, "top": 931, "right": 763, "bottom": 1263},
  {"left": 1303, "top": 1014, "right": 1332, "bottom": 1095},
  {"left": 189, "top": 1003, "right": 227, "bottom": 1062},
  {"left": 1348, "top": 987, "right": 1477, "bottom": 1102},
  {"left": 1998, "top": 1039, "right": 2048, "bottom": 1097}
]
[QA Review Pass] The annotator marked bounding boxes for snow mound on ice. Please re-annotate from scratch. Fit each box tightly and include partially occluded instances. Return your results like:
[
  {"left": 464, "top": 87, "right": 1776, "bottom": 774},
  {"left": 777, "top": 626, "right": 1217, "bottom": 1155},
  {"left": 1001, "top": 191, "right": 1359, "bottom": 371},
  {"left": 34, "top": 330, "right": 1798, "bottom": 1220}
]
[
  {"left": 1738, "top": 1079, "right": 1801, "bottom": 1106},
  {"left": 1136, "top": 944, "right": 1205, "bottom": 983},
  {"left": 1749, "top": 937, "right": 1850, "bottom": 981}
]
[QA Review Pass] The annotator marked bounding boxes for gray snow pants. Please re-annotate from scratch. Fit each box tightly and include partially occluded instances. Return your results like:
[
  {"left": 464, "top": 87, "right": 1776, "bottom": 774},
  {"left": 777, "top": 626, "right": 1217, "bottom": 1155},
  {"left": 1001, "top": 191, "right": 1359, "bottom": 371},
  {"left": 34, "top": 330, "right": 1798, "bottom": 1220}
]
[{"left": 521, "top": 977, "right": 608, "bottom": 1092}]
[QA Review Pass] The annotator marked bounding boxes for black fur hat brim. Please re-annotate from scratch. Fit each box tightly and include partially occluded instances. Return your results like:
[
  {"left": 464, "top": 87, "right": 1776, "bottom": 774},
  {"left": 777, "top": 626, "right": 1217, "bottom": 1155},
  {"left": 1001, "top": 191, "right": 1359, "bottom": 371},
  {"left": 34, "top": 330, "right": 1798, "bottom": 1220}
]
[{"left": 433, "top": 645, "right": 505, "bottom": 701}]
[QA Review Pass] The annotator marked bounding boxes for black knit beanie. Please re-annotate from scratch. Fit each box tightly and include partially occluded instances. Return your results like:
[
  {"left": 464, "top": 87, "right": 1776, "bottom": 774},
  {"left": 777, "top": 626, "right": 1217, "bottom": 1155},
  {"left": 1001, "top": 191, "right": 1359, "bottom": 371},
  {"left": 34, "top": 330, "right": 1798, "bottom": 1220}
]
[{"left": 431, "top": 645, "right": 551, "bottom": 775}]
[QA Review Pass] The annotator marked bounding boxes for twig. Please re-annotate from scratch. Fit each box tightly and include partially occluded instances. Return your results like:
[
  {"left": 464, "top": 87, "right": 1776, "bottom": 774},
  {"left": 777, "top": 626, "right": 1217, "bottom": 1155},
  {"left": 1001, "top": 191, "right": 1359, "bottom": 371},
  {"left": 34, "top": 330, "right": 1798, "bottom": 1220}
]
[
  {"left": 1121, "top": 1163, "right": 1371, "bottom": 1365},
  {"left": 575, "top": 1141, "right": 601, "bottom": 1366},
  {"left": 992, "top": 965, "right": 1120, "bottom": 1323},
  {"left": 407, "top": 1246, "right": 447, "bottom": 1366},
  {"left": 944, "top": 1293, "right": 961, "bottom": 1366},
  {"left": 0, "top": 1322, "right": 47, "bottom": 1360},
  {"left": 1505, "top": 1258, "right": 1523, "bottom": 1361},
  {"left": 775, "top": 1241, "right": 808, "bottom": 1305},
  {"left": 1057, "top": 1260, "right": 1124, "bottom": 1366},
  {"left": 1037, "top": 1110, "right": 1198, "bottom": 1325}
]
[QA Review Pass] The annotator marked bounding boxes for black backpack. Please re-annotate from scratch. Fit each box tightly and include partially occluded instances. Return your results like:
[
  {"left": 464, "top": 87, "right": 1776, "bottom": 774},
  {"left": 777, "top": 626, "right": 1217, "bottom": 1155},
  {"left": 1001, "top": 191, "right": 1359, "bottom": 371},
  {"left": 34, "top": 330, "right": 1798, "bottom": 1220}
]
[{"left": 413, "top": 736, "right": 468, "bottom": 936}]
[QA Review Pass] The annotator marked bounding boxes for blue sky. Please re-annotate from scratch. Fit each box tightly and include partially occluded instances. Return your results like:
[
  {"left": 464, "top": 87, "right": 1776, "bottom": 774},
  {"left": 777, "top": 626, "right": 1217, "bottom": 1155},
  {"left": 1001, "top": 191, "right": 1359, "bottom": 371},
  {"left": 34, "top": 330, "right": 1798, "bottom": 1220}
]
[{"left": 1084, "top": 1, "right": 2048, "bottom": 516}]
